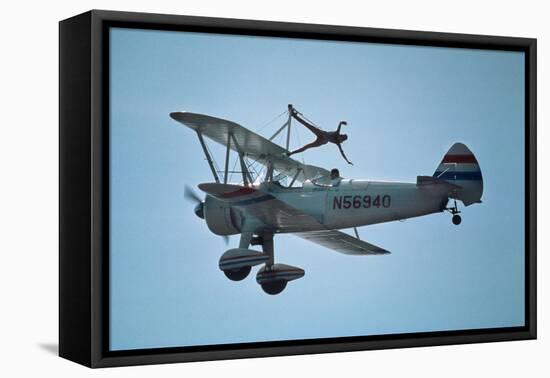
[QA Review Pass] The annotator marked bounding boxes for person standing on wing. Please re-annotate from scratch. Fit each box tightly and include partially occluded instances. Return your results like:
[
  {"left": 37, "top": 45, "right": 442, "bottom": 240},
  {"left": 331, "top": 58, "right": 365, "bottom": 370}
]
[{"left": 286, "top": 104, "right": 353, "bottom": 165}]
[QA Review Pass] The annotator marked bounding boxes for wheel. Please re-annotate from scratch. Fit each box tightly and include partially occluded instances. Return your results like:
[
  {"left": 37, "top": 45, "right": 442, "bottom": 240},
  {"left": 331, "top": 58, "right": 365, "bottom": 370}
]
[
  {"left": 452, "top": 214, "right": 462, "bottom": 225},
  {"left": 223, "top": 266, "right": 251, "bottom": 281},
  {"left": 260, "top": 280, "right": 287, "bottom": 295}
]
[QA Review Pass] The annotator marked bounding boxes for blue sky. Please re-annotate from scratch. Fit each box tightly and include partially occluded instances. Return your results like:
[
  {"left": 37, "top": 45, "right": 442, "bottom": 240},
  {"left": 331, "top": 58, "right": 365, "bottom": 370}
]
[{"left": 109, "top": 27, "right": 525, "bottom": 351}]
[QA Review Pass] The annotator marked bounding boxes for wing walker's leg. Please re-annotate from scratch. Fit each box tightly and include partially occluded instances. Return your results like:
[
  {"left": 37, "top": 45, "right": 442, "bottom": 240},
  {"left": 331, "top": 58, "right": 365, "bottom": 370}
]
[
  {"left": 289, "top": 139, "right": 325, "bottom": 156},
  {"left": 196, "top": 131, "right": 220, "bottom": 183},
  {"left": 291, "top": 111, "right": 326, "bottom": 138}
]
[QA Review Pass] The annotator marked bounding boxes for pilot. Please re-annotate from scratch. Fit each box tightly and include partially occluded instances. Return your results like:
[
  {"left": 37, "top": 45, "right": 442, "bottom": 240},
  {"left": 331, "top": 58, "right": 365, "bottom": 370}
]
[{"left": 330, "top": 168, "right": 342, "bottom": 186}]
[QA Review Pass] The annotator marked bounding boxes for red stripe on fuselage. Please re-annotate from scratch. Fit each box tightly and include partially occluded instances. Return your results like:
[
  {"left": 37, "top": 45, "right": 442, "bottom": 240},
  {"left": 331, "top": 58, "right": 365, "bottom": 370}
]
[
  {"left": 442, "top": 154, "right": 477, "bottom": 164},
  {"left": 219, "top": 187, "right": 257, "bottom": 198}
]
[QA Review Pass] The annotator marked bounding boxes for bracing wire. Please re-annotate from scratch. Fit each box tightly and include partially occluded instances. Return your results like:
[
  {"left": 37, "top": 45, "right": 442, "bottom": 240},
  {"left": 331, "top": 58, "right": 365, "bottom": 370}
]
[
  {"left": 248, "top": 160, "right": 261, "bottom": 182},
  {"left": 256, "top": 110, "right": 289, "bottom": 133},
  {"left": 247, "top": 158, "right": 259, "bottom": 176},
  {"left": 243, "top": 157, "right": 254, "bottom": 183},
  {"left": 248, "top": 156, "right": 261, "bottom": 182},
  {"left": 203, "top": 139, "right": 222, "bottom": 180},
  {"left": 228, "top": 154, "right": 239, "bottom": 183}
]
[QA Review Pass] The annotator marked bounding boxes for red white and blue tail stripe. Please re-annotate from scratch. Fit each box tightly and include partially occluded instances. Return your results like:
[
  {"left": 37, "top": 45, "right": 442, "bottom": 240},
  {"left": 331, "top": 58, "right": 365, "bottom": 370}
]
[{"left": 433, "top": 143, "right": 483, "bottom": 206}]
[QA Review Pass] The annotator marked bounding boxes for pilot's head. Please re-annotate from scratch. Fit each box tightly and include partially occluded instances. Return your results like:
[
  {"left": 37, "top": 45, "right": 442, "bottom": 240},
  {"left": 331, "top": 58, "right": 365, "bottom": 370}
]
[
  {"left": 330, "top": 168, "right": 340, "bottom": 180},
  {"left": 339, "top": 134, "right": 348, "bottom": 142}
]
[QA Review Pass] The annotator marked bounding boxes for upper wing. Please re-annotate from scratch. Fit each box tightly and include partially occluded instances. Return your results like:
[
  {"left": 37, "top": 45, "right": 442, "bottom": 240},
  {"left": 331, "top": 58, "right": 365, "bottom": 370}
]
[
  {"left": 294, "top": 230, "right": 390, "bottom": 255},
  {"left": 170, "top": 112, "right": 330, "bottom": 183}
]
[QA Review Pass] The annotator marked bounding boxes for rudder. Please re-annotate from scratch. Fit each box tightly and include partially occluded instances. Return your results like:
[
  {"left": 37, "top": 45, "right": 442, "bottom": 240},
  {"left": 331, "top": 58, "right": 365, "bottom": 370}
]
[{"left": 433, "top": 143, "right": 483, "bottom": 206}]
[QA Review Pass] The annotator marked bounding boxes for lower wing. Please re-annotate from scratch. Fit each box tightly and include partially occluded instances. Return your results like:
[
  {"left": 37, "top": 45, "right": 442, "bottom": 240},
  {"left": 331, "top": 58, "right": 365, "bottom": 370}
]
[{"left": 294, "top": 230, "right": 390, "bottom": 255}]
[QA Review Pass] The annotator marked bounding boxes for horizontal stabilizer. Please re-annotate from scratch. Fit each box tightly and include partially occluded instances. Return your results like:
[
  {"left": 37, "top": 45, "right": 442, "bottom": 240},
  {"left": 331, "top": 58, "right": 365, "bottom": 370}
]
[{"left": 417, "top": 175, "right": 462, "bottom": 189}]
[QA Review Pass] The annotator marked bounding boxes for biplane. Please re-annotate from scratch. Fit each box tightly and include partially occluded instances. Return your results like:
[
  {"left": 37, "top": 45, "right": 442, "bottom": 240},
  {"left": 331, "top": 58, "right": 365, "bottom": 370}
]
[{"left": 170, "top": 107, "right": 483, "bottom": 295}]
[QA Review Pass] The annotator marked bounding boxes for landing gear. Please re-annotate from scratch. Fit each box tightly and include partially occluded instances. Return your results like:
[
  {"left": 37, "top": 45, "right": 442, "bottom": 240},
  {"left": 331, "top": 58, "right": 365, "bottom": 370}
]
[
  {"left": 446, "top": 199, "right": 462, "bottom": 226},
  {"left": 250, "top": 236, "right": 264, "bottom": 246},
  {"left": 255, "top": 232, "right": 305, "bottom": 295},
  {"left": 219, "top": 233, "right": 268, "bottom": 281},
  {"left": 258, "top": 233, "right": 284, "bottom": 295},
  {"left": 260, "top": 280, "right": 287, "bottom": 295},
  {"left": 256, "top": 264, "right": 304, "bottom": 295},
  {"left": 223, "top": 266, "right": 251, "bottom": 281},
  {"left": 220, "top": 231, "right": 305, "bottom": 294}
]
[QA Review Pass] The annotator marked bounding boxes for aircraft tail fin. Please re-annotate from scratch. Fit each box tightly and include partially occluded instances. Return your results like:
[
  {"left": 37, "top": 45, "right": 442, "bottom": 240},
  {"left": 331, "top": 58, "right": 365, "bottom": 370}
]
[{"left": 433, "top": 143, "right": 483, "bottom": 206}]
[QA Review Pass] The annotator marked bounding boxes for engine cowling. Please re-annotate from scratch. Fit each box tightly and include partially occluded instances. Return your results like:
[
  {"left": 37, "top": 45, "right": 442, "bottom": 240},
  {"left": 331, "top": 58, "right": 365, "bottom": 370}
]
[
  {"left": 203, "top": 196, "right": 242, "bottom": 236},
  {"left": 256, "top": 264, "right": 305, "bottom": 295},
  {"left": 219, "top": 248, "right": 270, "bottom": 281}
]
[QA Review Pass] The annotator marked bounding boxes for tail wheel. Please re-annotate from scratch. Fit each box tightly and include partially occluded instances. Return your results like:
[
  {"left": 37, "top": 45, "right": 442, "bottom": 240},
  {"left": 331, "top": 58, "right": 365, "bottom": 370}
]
[
  {"left": 446, "top": 199, "right": 462, "bottom": 225},
  {"left": 260, "top": 280, "right": 287, "bottom": 295},
  {"left": 223, "top": 266, "right": 251, "bottom": 281},
  {"left": 452, "top": 214, "right": 462, "bottom": 225}
]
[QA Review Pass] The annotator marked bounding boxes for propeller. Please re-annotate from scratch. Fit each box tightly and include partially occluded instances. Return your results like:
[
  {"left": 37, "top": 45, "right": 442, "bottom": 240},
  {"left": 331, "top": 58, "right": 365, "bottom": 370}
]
[
  {"left": 184, "top": 185, "right": 202, "bottom": 204},
  {"left": 184, "top": 185, "right": 229, "bottom": 245},
  {"left": 184, "top": 185, "right": 204, "bottom": 219}
]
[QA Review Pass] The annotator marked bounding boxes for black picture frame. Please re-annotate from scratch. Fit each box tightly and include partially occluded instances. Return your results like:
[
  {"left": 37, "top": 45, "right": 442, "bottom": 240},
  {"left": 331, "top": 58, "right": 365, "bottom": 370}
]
[{"left": 59, "top": 9, "right": 537, "bottom": 368}]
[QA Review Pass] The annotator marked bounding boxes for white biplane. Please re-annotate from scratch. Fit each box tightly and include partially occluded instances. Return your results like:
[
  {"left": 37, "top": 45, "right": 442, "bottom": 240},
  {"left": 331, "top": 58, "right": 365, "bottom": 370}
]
[{"left": 170, "top": 108, "right": 483, "bottom": 295}]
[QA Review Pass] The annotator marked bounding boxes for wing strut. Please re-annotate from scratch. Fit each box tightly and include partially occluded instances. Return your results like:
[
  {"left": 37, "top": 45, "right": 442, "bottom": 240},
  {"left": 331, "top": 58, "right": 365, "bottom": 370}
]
[
  {"left": 288, "top": 168, "right": 301, "bottom": 187},
  {"left": 230, "top": 133, "right": 254, "bottom": 186},
  {"left": 223, "top": 133, "right": 232, "bottom": 184},
  {"left": 195, "top": 130, "right": 220, "bottom": 183},
  {"left": 269, "top": 106, "right": 293, "bottom": 151},
  {"left": 264, "top": 161, "right": 274, "bottom": 182},
  {"left": 285, "top": 111, "right": 292, "bottom": 151}
]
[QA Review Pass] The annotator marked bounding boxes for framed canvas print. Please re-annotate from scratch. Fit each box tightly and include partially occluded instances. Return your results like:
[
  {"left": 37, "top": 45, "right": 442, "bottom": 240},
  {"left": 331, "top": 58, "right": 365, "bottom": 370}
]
[{"left": 59, "top": 10, "right": 536, "bottom": 368}]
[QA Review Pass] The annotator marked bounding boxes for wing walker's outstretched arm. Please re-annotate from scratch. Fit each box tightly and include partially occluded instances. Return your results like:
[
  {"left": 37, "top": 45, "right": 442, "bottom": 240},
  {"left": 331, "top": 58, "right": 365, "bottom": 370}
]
[
  {"left": 337, "top": 143, "right": 353, "bottom": 165},
  {"left": 336, "top": 120, "right": 347, "bottom": 133}
]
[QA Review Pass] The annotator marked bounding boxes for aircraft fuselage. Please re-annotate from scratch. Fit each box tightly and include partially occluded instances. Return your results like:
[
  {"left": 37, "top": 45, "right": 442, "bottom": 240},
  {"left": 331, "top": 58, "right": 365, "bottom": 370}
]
[
  {"left": 282, "top": 180, "right": 448, "bottom": 230},
  {"left": 203, "top": 179, "right": 450, "bottom": 236}
]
